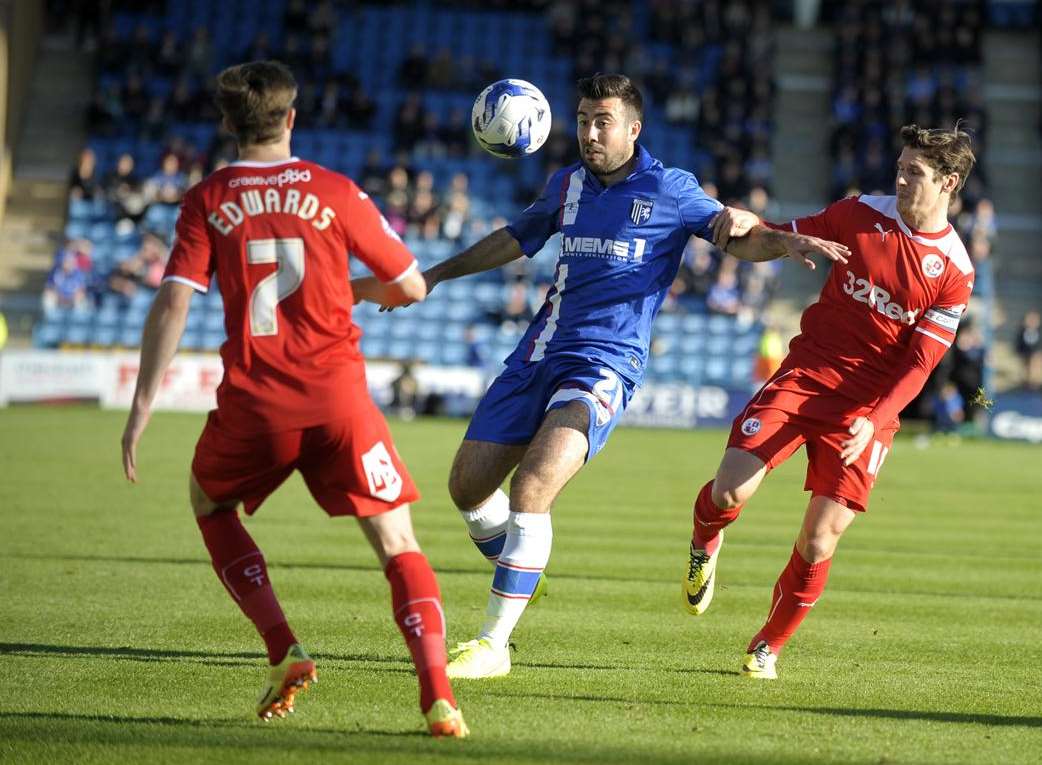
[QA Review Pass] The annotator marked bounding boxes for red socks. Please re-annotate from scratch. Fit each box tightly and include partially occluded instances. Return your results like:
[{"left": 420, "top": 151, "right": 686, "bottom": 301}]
[
  {"left": 749, "top": 546, "right": 832, "bottom": 654},
  {"left": 384, "top": 551, "right": 455, "bottom": 713},
  {"left": 196, "top": 509, "right": 296, "bottom": 664},
  {"left": 691, "top": 480, "right": 741, "bottom": 556}
]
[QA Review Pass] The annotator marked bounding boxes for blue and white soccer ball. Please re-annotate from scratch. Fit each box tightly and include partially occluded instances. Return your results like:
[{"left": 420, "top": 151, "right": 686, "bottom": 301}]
[{"left": 471, "top": 79, "right": 552, "bottom": 159}]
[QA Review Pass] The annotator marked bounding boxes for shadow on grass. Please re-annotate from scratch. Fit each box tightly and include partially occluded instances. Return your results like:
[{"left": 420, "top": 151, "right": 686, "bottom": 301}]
[
  {"left": 0, "top": 710, "right": 428, "bottom": 739},
  {"left": 1, "top": 641, "right": 737, "bottom": 678},
  {"left": 710, "top": 702, "right": 1042, "bottom": 728},
  {"left": 8, "top": 552, "right": 1042, "bottom": 602},
  {"left": 0, "top": 642, "right": 412, "bottom": 673}
]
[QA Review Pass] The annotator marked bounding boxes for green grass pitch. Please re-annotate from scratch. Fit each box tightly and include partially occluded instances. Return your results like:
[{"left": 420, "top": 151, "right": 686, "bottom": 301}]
[{"left": 1, "top": 406, "right": 1040, "bottom": 764}]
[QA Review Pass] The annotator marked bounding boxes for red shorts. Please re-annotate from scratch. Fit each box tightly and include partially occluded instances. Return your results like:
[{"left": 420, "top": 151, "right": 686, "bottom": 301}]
[
  {"left": 727, "top": 368, "right": 898, "bottom": 512},
  {"left": 191, "top": 397, "right": 419, "bottom": 517}
]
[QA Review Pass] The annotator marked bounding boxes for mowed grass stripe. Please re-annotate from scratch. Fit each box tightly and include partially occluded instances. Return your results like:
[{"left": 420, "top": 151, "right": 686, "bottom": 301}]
[{"left": 1, "top": 406, "right": 1040, "bottom": 764}]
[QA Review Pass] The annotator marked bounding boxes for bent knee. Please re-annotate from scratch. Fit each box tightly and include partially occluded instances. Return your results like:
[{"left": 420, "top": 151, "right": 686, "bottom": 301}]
[
  {"left": 447, "top": 467, "right": 485, "bottom": 511},
  {"left": 711, "top": 481, "right": 752, "bottom": 510},
  {"left": 189, "top": 474, "right": 235, "bottom": 517},
  {"left": 799, "top": 535, "right": 839, "bottom": 563}
]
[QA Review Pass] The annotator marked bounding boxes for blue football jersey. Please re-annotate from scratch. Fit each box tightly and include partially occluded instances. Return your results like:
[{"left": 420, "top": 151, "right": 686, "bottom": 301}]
[{"left": 505, "top": 144, "right": 723, "bottom": 384}]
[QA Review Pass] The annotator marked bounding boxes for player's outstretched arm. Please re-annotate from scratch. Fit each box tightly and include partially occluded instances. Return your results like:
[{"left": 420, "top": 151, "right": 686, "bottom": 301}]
[
  {"left": 723, "top": 224, "right": 850, "bottom": 271},
  {"left": 121, "top": 281, "right": 193, "bottom": 483},
  {"left": 425, "top": 227, "right": 525, "bottom": 291},
  {"left": 362, "top": 227, "right": 525, "bottom": 312},
  {"left": 352, "top": 268, "right": 428, "bottom": 308}
]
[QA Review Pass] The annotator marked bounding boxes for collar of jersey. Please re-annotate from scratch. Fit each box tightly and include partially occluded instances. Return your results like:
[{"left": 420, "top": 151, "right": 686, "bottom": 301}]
[
  {"left": 230, "top": 157, "right": 301, "bottom": 168},
  {"left": 898, "top": 213, "right": 952, "bottom": 241},
  {"left": 583, "top": 144, "right": 658, "bottom": 191}
]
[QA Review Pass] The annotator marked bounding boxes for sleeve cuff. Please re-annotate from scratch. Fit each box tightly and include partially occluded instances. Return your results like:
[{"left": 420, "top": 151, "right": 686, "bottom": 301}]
[
  {"left": 384, "top": 259, "right": 418, "bottom": 285},
  {"left": 162, "top": 275, "right": 209, "bottom": 293}
]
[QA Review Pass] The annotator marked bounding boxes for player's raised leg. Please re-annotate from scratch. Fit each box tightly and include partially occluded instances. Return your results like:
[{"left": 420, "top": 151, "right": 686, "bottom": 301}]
[
  {"left": 742, "top": 495, "right": 855, "bottom": 679},
  {"left": 358, "top": 504, "right": 468, "bottom": 737},
  {"left": 448, "top": 436, "right": 548, "bottom": 606},
  {"left": 189, "top": 474, "right": 315, "bottom": 720},
  {"left": 448, "top": 402, "right": 589, "bottom": 679},
  {"left": 684, "top": 448, "right": 768, "bottom": 615},
  {"left": 448, "top": 439, "right": 526, "bottom": 565}
]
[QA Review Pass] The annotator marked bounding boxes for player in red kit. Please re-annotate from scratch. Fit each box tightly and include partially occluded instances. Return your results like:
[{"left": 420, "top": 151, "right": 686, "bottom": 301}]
[
  {"left": 683, "top": 124, "right": 977, "bottom": 679},
  {"left": 119, "top": 61, "right": 468, "bottom": 736}
]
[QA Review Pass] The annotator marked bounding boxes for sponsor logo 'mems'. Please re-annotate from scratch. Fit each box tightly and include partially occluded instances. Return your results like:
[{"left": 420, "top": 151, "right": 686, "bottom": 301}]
[{"left": 562, "top": 236, "right": 646, "bottom": 261}]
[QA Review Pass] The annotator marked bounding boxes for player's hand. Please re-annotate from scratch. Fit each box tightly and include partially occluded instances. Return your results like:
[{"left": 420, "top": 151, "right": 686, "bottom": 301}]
[
  {"left": 378, "top": 269, "right": 439, "bottom": 312},
  {"left": 787, "top": 234, "right": 850, "bottom": 270},
  {"left": 711, "top": 207, "right": 760, "bottom": 249},
  {"left": 351, "top": 276, "right": 378, "bottom": 306},
  {"left": 121, "top": 404, "right": 151, "bottom": 483},
  {"left": 840, "top": 416, "right": 875, "bottom": 466}
]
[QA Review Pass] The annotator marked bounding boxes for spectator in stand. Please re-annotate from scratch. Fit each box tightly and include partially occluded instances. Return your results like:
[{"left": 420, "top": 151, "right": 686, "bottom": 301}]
[
  {"left": 107, "top": 232, "right": 169, "bottom": 301},
  {"left": 489, "top": 280, "right": 534, "bottom": 333},
  {"left": 43, "top": 250, "right": 90, "bottom": 314},
  {"left": 144, "top": 154, "right": 187, "bottom": 206},
  {"left": 121, "top": 72, "right": 149, "bottom": 123},
  {"left": 56, "top": 237, "right": 93, "bottom": 273},
  {"left": 951, "top": 321, "right": 987, "bottom": 424},
  {"left": 428, "top": 49, "right": 457, "bottom": 90},
  {"left": 441, "top": 190, "right": 471, "bottom": 243},
  {"left": 679, "top": 236, "right": 718, "bottom": 300},
  {"left": 186, "top": 27, "right": 213, "bottom": 79},
  {"left": 390, "top": 361, "right": 420, "bottom": 421},
  {"left": 442, "top": 108, "right": 472, "bottom": 156},
  {"left": 399, "top": 44, "right": 429, "bottom": 87},
  {"left": 931, "top": 381, "right": 965, "bottom": 434},
  {"left": 345, "top": 81, "right": 376, "bottom": 128},
  {"left": 464, "top": 325, "right": 487, "bottom": 368},
  {"left": 69, "top": 148, "right": 100, "bottom": 200},
  {"left": 359, "top": 150, "right": 387, "bottom": 196},
  {"left": 1016, "top": 310, "right": 1042, "bottom": 390},
  {"left": 155, "top": 29, "right": 182, "bottom": 76},
  {"left": 707, "top": 262, "right": 742, "bottom": 316},
  {"left": 394, "top": 94, "right": 427, "bottom": 153},
  {"left": 754, "top": 322, "right": 785, "bottom": 385}
]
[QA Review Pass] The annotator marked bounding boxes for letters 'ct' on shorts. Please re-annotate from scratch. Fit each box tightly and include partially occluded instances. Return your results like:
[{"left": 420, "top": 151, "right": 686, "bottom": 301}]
[
  {"left": 191, "top": 396, "right": 419, "bottom": 517},
  {"left": 726, "top": 367, "right": 898, "bottom": 512}
]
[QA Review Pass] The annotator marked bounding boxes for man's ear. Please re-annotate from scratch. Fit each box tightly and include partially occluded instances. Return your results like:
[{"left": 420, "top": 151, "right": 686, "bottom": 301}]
[
  {"left": 286, "top": 107, "right": 296, "bottom": 132},
  {"left": 629, "top": 118, "right": 642, "bottom": 142}
]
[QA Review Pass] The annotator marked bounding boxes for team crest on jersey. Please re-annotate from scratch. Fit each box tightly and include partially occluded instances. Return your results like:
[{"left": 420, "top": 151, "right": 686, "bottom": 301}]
[
  {"left": 630, "top": 198, "right": 654, "bottom": 225},
  {"left": 361, "top": 441, "right": 403, "bottom": 502},
  {"left": 741, "top": 417, "right": 761, "bottom": 436},
  {"left": 921, "top": 253, "right": 944, "bottom": 278}
]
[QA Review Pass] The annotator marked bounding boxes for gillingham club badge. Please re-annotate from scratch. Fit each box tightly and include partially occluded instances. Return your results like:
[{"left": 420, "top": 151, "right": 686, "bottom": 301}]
[{"left": 630, "top": 198, "right": 653, "bottom": 225}]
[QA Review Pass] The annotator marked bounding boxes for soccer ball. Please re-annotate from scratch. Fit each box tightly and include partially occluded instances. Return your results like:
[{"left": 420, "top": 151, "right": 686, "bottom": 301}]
[{"left": 471, "top": 79, "right": 551, "bottom": 159}]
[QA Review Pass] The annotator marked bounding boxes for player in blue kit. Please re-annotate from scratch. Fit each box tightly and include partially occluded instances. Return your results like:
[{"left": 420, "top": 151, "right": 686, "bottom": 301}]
[{"left": 358, "top": 74, "right": 847, "bottom": 678}]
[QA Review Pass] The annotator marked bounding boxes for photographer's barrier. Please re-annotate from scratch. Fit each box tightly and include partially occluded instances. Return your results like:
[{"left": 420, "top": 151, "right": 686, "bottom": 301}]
[{"left": 0, "top": 348, "right": 753, "bottom": 430}]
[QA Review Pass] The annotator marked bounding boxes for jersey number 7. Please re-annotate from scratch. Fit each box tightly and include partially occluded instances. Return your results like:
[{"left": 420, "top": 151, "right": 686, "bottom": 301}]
[{"left": 248, "top": 238, "right": 305, "bottom": 336}]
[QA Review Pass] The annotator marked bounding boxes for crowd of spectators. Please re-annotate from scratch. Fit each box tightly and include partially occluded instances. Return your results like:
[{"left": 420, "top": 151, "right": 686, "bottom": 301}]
[
  {"left": 822, "top": 0, "right": 1013, "bottom": 430},
  {"left": 827, "top": 1, "right": 988, "bottom": 204},
  {"left": 51, "top": 0, "right": 782, "bottom": 329}
]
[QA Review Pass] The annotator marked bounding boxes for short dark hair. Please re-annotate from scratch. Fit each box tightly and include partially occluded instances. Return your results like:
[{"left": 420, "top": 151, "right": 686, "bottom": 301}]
[
  {"left": 215, "top": 60, "right": 298, "bottom": 146},
  {"left": 900, "top": 123, "right": 975, "bottom": 193},
  {"left": 576, "top": 73, "right": 643, "bottom": 121}
]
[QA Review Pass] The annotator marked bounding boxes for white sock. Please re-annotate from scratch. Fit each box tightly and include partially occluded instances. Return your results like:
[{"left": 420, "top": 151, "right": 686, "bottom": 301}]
[
  {"left": 461, "top": 489, "right": 510, "bottom": 564},
  {"left": 479, "top": 511, "right": 552, "bottom": 649}
]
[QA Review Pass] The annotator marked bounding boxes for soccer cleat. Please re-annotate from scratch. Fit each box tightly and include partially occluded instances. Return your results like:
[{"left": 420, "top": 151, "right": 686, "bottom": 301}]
[
  {"left": 425, "top": 698, "right": 470, "bottom": 738},
  {"left": 256, "top": 643, "right": 317, "bottom": 720},
  {"left": 446, "top": 638, "right": 511, "bottom": 679},
  {"left": 741, "top": 640, "right": 778, "bottom": 680},
  {"left": 683, "top": 534, "right": 722, "bottom": 615},
  {"left": 529, "top": 572, "right": 549, "bottom": 607}
]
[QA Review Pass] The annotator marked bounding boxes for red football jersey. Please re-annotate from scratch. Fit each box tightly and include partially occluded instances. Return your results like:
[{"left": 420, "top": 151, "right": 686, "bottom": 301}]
[
  {"left": 771, "top": 194, "right": 974, "bottom": 407},
  {"left": 163, "top": 157, "right": 417, "bottom": 433}
]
